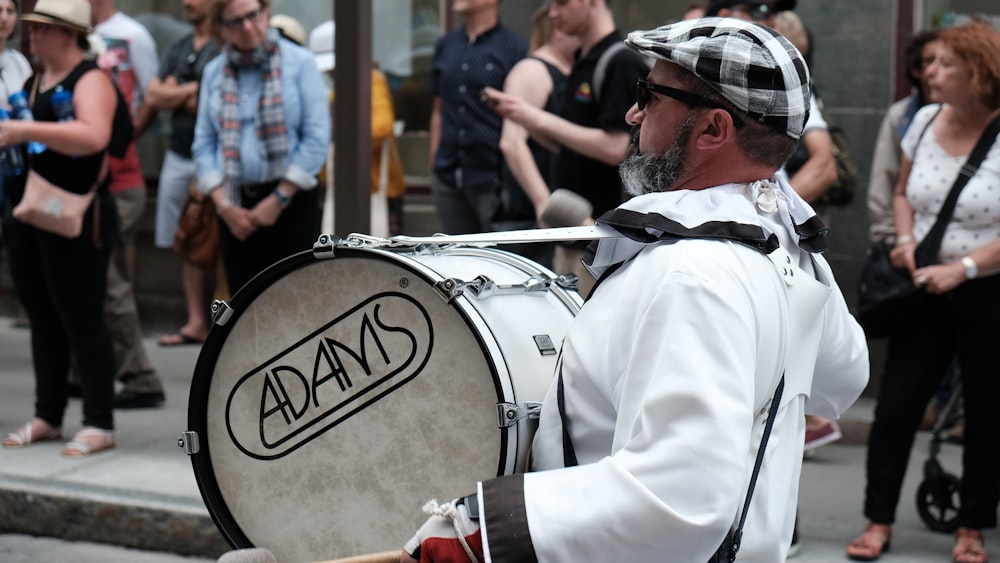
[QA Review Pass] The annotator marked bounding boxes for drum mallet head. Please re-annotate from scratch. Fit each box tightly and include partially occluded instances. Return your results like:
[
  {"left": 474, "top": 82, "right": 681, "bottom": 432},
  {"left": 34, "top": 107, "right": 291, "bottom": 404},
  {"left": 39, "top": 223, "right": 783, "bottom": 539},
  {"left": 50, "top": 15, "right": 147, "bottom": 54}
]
[
  {"left": 217, "top": 548, "right": 277, "bottom": 563},
  {"left": 540, "top": 189, "right": 594, "bottom": 228}
]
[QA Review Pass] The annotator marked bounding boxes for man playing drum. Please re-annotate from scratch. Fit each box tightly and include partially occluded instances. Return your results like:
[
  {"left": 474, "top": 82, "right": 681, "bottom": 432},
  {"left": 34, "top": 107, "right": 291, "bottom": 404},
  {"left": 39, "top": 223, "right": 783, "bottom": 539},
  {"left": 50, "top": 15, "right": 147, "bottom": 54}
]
[{"left": 402, "top": 17, "right": 869, "bottom": 563}]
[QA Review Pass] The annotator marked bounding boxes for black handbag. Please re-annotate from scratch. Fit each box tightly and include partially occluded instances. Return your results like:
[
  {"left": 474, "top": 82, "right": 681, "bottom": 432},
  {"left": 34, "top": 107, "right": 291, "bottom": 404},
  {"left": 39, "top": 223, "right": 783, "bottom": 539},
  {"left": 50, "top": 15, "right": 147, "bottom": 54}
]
[
  {"left": 858, "top": 110, "right": 1000, "bottom": 338},
  {"left": 858, "top": 241, "right": 925, "bottom": 338}
]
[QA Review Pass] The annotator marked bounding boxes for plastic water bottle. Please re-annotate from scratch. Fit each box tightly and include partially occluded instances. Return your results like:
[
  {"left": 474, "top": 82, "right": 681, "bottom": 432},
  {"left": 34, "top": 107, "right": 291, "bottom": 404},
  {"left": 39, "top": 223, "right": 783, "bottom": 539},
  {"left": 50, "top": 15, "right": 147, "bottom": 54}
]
[
  {"left": 8, "top": 91, "right": 47, "bottom": 154},
  {"left": 52, "top": 87, "right": 74, "bottom": 122},
  {"left": 0, "top": 108, "right": 24, "bottom": 176}
]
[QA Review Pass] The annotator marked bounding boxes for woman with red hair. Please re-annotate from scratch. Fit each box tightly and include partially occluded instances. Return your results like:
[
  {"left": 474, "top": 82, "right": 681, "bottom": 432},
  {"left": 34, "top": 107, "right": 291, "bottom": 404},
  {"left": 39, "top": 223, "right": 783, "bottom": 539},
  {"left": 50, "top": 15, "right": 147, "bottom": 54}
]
[{"left": 847, "top": 21, "right": 1000, "bottom": 563}]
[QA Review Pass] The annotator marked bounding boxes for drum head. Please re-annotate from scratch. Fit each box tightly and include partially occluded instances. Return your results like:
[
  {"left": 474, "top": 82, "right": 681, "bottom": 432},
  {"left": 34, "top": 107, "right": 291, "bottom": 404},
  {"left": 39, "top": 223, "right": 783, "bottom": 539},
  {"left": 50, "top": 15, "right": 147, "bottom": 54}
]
[{"left": 188, "top": 249, "right": 513, "bottom": 562}]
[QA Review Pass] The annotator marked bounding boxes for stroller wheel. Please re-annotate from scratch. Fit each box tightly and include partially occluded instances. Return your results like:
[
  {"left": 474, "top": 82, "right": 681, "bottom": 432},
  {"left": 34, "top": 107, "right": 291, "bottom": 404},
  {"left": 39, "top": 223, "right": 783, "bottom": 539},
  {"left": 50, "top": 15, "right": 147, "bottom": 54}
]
[{"left": 916, "top": 472, "right": 961, "bottom": 533}]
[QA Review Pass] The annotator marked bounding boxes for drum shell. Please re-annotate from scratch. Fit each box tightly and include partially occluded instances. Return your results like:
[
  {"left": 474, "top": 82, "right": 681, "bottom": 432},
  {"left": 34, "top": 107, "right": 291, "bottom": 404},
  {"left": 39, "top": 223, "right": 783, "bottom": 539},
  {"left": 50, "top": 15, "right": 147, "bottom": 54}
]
[{"left": 187, "top": 245, "right": 580, "bottom": 562}]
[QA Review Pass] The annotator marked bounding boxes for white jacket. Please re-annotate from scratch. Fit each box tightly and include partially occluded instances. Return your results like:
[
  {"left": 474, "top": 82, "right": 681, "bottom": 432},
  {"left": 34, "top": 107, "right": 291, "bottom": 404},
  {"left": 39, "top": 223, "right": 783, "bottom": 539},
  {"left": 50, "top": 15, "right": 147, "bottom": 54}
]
[{"left": 477, "top": 178, "right": 869, "bottom": 562}]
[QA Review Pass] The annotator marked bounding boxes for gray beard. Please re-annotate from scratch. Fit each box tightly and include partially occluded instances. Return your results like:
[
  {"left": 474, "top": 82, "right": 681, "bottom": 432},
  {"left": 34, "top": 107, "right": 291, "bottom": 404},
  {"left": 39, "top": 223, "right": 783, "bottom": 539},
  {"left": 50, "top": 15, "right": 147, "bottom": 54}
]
[{"left": 619, "top": 113, "right": 695, "bottom": 196}]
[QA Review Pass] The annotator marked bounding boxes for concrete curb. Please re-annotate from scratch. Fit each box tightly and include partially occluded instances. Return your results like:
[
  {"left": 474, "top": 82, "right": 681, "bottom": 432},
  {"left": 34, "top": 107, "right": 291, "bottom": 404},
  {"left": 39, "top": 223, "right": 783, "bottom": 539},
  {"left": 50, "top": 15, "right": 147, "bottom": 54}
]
[
  {"left": 0, "top": 477, "right": 230, "bottom": 558},
  {"left": 0, "top": 475, "right": 228, "bottom": 558}
]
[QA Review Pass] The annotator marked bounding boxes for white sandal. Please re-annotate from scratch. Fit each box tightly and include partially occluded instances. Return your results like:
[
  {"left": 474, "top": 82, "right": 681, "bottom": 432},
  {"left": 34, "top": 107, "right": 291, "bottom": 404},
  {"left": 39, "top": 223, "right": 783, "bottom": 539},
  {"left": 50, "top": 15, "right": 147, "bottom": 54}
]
[
  {"left": 61, "top": 427, "right": 115, "bottom": 457},
  {"left": 3, "top": 419, "right": 62, "bottom": 448}
]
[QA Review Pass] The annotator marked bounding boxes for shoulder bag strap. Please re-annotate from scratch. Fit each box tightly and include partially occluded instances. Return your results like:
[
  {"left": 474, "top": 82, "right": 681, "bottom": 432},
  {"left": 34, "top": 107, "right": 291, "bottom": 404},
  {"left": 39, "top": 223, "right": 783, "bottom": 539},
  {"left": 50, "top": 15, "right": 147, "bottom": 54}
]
[
  {"left": 915, "top": 112, "right": 1000, "bottom": 266},
  {"left": 29, "top": 70, "right": 108, "bottom": 247}
]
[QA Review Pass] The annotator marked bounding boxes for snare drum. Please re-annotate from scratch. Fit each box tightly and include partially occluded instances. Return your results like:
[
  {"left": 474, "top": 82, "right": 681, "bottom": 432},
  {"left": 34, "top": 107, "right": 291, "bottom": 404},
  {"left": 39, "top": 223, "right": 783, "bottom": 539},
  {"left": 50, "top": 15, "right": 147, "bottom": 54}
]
[{"left": 183, "top": 239, "right": 581, "bottom": 562}]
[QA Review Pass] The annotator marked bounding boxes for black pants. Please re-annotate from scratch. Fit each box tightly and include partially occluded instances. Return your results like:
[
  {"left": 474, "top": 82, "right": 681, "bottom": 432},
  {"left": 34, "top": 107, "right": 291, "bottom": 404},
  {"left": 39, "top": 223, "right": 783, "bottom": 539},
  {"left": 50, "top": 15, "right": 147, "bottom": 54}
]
[
  {"left": 219, "top": 183, "right": 319, "bottom": 296},
  {"left": 3, "top": 195, "right": 117, "bottom": 430},
  {"left": 864, "top": 274, "right": 1000, "bottom": 528}
]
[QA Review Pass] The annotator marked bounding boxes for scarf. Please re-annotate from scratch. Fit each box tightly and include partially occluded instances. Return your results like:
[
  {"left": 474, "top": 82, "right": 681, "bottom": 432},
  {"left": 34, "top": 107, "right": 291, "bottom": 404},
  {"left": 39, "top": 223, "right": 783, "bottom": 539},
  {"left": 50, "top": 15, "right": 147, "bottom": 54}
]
[{"left": 220, "top": 27, "right": 287, "bottom": 205}]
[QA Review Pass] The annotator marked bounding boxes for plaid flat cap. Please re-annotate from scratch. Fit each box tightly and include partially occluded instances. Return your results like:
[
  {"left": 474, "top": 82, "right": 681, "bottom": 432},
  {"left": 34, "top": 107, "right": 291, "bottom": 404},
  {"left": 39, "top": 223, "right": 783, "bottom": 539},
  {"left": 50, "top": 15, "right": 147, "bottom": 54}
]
[{"left": 626, "top": 17, "right": 811, "bottom": 139}]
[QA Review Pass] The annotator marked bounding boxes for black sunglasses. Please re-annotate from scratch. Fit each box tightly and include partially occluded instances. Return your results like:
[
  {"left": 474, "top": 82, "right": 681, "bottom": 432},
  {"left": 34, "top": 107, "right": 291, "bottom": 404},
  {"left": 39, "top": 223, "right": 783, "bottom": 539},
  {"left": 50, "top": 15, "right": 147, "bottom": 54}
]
[{"left": 636, "top": 80, "right": 744, "bottom": 128}]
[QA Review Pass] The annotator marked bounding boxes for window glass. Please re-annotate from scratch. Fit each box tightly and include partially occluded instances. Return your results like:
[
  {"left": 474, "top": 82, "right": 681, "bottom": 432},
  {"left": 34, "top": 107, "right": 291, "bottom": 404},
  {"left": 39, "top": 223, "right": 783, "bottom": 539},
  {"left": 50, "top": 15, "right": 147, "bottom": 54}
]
[{"left": 113, "top": 0, "right": 707, "bottom": 187}]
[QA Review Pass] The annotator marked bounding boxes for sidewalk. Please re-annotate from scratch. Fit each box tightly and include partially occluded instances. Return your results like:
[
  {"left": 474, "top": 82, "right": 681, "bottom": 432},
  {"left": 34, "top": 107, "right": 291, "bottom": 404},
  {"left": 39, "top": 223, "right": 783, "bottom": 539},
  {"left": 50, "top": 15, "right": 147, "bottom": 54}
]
[
  {"left": 0, "top": 317, "right": 983, "bottom": 562},
  {"left": 0, "top": 318, "right": 228, "bottom": 558}
]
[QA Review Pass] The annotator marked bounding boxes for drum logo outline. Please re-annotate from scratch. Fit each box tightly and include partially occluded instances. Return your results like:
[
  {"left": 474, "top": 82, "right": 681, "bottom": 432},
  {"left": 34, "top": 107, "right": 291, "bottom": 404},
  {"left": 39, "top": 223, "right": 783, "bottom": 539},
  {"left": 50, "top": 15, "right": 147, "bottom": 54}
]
[{"left": 224, "top": 291, "right": 433, "bottom": 460}]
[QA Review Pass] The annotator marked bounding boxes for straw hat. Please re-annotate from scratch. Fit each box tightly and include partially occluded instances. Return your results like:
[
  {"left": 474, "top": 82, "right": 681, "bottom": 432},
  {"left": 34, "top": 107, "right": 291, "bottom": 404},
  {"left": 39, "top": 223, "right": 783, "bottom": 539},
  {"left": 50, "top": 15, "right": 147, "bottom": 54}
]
[
  {"left": 21, "top": 0, "right": 93, "bottom": 34},
  {"left": 270, "top": 14, "right": 306, "bottom": 47}
]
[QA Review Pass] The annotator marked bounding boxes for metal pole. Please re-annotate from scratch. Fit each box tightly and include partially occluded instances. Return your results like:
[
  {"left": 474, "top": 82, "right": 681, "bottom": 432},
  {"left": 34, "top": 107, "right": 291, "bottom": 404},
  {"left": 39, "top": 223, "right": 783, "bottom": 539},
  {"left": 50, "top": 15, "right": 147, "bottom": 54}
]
[{"left": 333, "top": 0, "right": 373, "bottom": 237}]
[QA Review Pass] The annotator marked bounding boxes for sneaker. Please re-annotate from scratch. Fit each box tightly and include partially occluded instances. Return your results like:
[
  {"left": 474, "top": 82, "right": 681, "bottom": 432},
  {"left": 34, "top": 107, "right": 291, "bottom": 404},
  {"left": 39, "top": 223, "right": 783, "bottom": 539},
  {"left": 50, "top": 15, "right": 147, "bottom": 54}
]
[
  {"left": 804, "top": 419, "right": 842, "bottom": 453},
  {"left": 787, "top": 525, "right": 801, "bottom": 558}
]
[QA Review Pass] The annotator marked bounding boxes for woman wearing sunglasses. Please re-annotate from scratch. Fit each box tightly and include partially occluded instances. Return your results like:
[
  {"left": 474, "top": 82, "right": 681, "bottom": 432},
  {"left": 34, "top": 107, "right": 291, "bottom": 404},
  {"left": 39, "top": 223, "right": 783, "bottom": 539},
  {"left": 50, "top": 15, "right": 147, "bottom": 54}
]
[{"left": 192, "top": 0, "right": 329, "bottom": 295}]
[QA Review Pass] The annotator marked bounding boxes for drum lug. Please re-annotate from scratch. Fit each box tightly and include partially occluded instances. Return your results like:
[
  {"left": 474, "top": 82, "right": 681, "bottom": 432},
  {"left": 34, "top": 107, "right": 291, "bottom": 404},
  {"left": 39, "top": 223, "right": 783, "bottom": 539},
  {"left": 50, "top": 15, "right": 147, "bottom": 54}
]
[
  {"left": 554, "top": 273, "right": 579, "bottom": 291},
  {"left": 211, "top": 299, "right": 234, "bottom": 326},
  {"left": 435, "top": 275, "right": 554, "bottom": 302},
  {"left": 178, "top": 431, "right": 200, "bottom": 455},
  {"left": 496, "top": 401, "right": 543, "bottom": 428},
  {"left": 312, "top": 233, "right": 340, "bottom": 257},
  {"left": 434, "top": 278, "right": 465, "bottom": 303}
]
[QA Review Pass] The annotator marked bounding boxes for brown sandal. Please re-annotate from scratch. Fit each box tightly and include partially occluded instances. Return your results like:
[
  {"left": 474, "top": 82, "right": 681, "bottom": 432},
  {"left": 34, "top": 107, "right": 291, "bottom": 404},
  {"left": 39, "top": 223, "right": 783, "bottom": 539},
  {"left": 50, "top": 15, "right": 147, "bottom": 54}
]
[
  {"left": 846, "top": 523, "right": 892, "bottom": 561},
  {"left": 954, "top": 528, "right": 988, "bottom": 563}
]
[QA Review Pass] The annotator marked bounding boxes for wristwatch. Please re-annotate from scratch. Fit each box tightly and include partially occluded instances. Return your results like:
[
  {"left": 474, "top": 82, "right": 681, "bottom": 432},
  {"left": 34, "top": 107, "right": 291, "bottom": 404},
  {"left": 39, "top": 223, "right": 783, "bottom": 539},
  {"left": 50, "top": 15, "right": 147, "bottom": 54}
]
[
  {"left": 961, "top": 256, "right": 978, "bottom": 280},
  {"left": 272, "top": 187, "right": 292, "bottom": 209}
]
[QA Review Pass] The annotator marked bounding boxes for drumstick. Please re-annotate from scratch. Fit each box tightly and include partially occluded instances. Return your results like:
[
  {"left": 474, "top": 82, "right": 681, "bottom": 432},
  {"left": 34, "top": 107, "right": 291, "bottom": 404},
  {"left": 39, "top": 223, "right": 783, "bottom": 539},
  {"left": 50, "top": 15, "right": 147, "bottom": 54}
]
[{"left": 314, "top": 551, "right": 400, "bottom": 563}]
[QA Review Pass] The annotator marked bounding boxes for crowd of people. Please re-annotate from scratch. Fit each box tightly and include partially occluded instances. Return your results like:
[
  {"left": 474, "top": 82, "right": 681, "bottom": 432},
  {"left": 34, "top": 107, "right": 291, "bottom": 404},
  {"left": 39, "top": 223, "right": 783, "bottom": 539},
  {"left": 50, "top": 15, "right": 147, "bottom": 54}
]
[
  {"left": 0, "top": 0, "right": 998, "bottom": 562},
  {"left": 0, "top": 0, "right": 331, "bottom": 453}
]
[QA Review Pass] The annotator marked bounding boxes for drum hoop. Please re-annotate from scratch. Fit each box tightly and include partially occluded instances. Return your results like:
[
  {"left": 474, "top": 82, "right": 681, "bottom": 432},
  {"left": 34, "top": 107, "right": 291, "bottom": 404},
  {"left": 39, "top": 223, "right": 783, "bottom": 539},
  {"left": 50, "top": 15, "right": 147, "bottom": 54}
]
[{"left": 187, "top": 246, "right": 544, "bottom": 550}]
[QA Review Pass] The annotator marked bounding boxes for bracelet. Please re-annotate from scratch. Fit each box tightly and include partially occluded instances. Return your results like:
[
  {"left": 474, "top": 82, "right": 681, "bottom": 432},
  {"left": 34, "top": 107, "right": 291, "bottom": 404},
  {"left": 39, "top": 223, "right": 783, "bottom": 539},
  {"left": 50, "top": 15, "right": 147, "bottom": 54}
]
[
  {"left": 273, "top": 187, "right": 292, "bottom": 209},
  {"left": 895, "top": 234, "right": 915, "bottom": 245}
]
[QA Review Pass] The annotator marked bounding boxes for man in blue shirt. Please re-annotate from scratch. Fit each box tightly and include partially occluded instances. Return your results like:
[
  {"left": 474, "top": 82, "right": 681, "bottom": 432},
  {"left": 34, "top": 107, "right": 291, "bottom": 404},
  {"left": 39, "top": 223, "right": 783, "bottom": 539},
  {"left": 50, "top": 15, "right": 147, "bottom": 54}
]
[{"left": 429, "top": 0, "right": 526, "bottom": 234}]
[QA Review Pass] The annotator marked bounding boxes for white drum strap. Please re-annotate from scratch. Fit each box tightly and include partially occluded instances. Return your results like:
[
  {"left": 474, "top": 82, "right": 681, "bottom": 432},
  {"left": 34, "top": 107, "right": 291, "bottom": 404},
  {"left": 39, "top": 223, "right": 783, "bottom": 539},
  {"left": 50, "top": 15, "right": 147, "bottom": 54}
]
[
  {"left": 767, "top": 247, "right": 831, "bottom": 405},
  {"left": 357, "top": 225, "right": 621, "bottom": 248}
]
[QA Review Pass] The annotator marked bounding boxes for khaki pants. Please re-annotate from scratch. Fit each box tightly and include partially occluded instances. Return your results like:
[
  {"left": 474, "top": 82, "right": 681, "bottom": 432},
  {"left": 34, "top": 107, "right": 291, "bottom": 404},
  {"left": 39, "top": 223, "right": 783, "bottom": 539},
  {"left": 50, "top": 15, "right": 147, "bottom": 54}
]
[{"left": 106, "top": 187, "right": 163, "bottom": 394}]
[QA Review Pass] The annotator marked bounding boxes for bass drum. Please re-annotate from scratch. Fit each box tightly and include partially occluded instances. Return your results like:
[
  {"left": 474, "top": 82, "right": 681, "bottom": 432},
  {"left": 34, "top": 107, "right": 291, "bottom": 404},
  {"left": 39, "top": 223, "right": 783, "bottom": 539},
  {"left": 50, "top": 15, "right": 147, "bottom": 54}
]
[{"left": 184, "top": 239, "right": 581, "bottom": 562}]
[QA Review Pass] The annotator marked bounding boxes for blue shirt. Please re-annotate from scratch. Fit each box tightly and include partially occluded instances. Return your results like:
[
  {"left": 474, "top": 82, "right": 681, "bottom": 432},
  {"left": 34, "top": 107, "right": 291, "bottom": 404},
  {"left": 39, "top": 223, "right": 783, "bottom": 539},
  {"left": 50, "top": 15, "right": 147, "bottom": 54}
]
[
  {"left": 432, "top": 22, "right": 526, "bottom": 191},
  {"left": 193, "top": 38, "right": 330, "bottom": 193}
]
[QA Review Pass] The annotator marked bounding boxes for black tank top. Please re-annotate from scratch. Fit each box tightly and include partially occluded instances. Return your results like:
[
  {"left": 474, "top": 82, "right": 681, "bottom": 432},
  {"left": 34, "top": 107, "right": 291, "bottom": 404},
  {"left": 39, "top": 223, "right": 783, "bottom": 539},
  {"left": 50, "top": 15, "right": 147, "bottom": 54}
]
[
  {"left": 497, "top": 57, "right": 568, "bottom": 221},
  {"left": 26, "top": 60, "right": 107, "bottom": 195}
]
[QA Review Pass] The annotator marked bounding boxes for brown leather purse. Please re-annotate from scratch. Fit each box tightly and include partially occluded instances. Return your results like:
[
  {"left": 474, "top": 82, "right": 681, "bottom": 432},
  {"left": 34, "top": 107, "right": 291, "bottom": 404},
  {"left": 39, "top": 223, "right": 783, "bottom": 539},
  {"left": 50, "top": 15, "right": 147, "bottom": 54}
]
[{"left": 172, "top": 181, "right": 219, "bottom": 270}]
